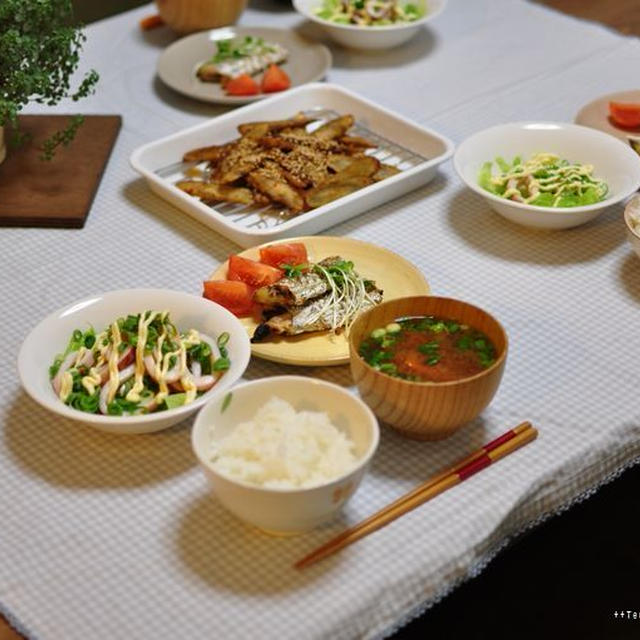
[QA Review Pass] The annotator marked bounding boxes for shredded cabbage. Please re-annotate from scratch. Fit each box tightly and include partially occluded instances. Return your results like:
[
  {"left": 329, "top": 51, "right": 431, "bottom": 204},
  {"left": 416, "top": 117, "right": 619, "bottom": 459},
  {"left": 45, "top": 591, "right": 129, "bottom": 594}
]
[{"left": 478, "top": 153, "right": 608, "bottom": 208}]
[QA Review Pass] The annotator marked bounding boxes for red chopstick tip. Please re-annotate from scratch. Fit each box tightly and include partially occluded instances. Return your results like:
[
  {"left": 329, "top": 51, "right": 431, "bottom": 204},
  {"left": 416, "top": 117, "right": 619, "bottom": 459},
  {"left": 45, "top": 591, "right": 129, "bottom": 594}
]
[{"left": 457, "top": 454, "right": 491, "bottom": 480}]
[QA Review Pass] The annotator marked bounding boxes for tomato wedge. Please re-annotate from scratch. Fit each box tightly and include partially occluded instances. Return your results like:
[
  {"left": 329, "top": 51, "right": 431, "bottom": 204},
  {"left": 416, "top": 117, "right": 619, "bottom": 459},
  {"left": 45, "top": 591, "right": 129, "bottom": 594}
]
[
  {"left": 259, "top": 243, "right": 308, "bottom": 268},
  {"left": 609, "top": 101, "right": 640, "bottom": 128},
  {"left": 261, "top": 64, "right": 291, "bottom": 93},
  {"left": 227, "top": 254, "right": 283, "bottom": 287},
  {"left": 225, "top": 74, "right": 260, "bottom": 96},
  {"left": 203, "top": 280, "right": 254, "bottom": 317}
]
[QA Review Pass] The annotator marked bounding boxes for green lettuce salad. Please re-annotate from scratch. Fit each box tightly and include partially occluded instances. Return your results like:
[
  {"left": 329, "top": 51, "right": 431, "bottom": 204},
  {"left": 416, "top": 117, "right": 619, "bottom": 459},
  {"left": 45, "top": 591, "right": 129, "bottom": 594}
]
[
  {"left": 478, "top": 153, "right": 608, "bottom": 208},
  {"left": 314, "top": 0, "right": 425, "bottom": 26}
]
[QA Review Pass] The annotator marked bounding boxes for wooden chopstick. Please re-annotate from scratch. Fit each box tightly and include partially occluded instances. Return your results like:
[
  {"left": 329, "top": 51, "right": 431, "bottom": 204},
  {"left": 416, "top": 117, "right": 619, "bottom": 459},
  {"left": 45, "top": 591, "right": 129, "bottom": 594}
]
[{"left": 295, "top": 421, "right": 537, "bottom": 569}]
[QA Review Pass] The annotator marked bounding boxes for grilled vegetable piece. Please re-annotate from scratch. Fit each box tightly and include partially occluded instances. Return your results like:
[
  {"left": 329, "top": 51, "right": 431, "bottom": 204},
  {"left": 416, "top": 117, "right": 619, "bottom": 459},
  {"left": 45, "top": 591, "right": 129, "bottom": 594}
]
[
  {"left": 213, "top": 137, "right": 265, "bottom": 184},
  {"left": 247, "top": 164, "right": 305, "bottom": 213},
  {"left": 176, "top": 181, "right": 255, "bottom": 205},
  {"left": 237, "top": 115, "right": 313, "bottom": 137},
  {"left": 312, "top": 115, "right": 355, "bottom": 140},
  {"left": 183, "top": 143, "right": 233, "bottom": 164},
  {"left": 373, "top": 163, "right": 401, "bottom": 181},
  {"left": 327, "top": 155, "right": 380, "bottom": 180},
  {"left": 305, "top": 176, "right": 373, "bottom": 209},
  {"left": 339, "top": 135, "right": 376, "bottom": 150}
]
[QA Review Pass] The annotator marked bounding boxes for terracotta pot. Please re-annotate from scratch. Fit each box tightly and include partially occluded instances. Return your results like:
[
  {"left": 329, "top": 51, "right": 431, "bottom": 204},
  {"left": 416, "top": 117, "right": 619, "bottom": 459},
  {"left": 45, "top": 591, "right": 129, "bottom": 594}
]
[
  {"left": 155, "top": 0, "right": 248, "bottom": 34},
  {"left": 0, "top": 125, "right": 6, "bottom": 165}
]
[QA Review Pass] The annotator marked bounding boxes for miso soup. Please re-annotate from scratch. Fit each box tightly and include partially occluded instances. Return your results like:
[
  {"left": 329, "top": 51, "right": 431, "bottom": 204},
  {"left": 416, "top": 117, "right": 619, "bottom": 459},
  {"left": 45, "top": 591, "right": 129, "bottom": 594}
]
[{"left": 358, "top": 315, "right": 496, "bottom": 383}]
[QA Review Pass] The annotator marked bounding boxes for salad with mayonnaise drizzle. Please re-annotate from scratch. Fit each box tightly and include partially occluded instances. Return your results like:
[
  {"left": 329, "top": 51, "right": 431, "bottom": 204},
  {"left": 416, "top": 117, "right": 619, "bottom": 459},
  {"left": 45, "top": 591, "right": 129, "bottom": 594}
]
[
  {"left": 49, "top": 311, "right": 230, "bottom": 416},
  {"left": 478, "top": 153, "right": 608, "bottom": 207},
  {"left": 315, "top": 0, "right": 424, "bottom": 26}
]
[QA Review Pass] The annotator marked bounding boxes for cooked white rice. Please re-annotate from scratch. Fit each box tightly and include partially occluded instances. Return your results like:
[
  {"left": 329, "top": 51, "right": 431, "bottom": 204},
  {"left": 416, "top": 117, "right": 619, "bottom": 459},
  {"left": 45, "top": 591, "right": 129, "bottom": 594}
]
[{"left": 209, "top": 396, "right": 357, "bottom": 488}]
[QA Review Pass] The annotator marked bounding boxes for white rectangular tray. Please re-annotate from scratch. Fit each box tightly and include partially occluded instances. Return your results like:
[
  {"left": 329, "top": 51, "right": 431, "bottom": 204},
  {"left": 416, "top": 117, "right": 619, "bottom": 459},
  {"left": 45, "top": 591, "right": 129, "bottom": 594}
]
[{"left": 130, "top": 83, "right": 454, "bottom": 247}]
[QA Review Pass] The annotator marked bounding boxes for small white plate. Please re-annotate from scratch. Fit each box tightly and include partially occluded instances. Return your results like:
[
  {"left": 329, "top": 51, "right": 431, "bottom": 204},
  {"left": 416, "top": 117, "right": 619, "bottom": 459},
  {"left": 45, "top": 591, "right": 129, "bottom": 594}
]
[
  {"left": 575, "top": 89, "right": 640, "bottom": 145},
  {"left": 17, "top": 289, "right": 251, "bottom": 434},
  {"left": 157, "top": 26, "right": 332, "bottom": 105},
  {"left": 130, "top": 83, "right": 454, "bottom": 247}
]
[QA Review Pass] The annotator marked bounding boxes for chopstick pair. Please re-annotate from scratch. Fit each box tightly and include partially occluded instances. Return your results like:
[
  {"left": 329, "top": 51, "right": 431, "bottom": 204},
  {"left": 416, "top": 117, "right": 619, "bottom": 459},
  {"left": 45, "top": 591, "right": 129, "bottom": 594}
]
[{"left": 295, "top": 421, "right": 538, "bottom": 569}]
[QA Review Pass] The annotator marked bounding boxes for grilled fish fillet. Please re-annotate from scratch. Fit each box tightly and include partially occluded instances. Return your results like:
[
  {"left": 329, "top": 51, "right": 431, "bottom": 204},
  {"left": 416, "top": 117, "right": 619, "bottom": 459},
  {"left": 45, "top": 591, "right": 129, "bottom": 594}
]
[
  {"left": 254, "top": 287, "right": 384, "bottom": 338},
  {"left": 197, "top": 43, "right": 288, "bottom": 82},
  {"left": 253, "top": 256, "right": 345, "bottom": 308},
  {"left": 251, "top": 256, "right": 383, "bottom": 341},
  {"left": 254, "top": 271, "right": 328, "bottom": 308}
]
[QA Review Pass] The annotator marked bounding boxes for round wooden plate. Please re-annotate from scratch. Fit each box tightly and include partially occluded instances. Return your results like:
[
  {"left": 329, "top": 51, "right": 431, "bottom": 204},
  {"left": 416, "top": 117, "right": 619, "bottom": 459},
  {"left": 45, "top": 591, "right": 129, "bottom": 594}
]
[
  {"left": 209, "top": 236, "right": 430, "bottom": 366},
  {"left": 575, "top": 89, "right": 640, "bottom": 143}
]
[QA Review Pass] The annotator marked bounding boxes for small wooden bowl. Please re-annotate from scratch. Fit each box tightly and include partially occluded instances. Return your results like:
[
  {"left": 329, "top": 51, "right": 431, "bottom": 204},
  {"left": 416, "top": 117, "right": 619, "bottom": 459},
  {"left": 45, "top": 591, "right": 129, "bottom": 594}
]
[
  {"left": 155, "top": 0, "right": 248, "bottom": 34},
  {"left": 349, "top": 296, "right": 508, "bottom": 440}
]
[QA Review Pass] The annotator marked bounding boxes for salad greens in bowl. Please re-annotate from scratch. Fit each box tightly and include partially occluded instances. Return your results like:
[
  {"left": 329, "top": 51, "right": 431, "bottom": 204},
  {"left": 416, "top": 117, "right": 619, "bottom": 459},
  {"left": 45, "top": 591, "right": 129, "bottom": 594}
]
[
  {"left": 478, "top": 153, "right": 608, "bottom": 208},
  {"left": 454, "top": 122, "right": 640, "bottom": 230},
  {"left": 315, "top": 0, "right": 425, "bottom": 26},
  {"left": 18, "top": 289, "right": 251, "bottom": 434},
  {"left": 293, "top": 0, "right": 447, "bottom": 50}
]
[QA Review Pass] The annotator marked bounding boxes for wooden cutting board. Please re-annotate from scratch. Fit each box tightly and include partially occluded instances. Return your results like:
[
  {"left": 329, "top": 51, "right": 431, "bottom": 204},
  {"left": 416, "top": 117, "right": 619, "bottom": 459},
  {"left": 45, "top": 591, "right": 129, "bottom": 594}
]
[{"left": 0, "top": 115, "right": 121, "bottom": 228}]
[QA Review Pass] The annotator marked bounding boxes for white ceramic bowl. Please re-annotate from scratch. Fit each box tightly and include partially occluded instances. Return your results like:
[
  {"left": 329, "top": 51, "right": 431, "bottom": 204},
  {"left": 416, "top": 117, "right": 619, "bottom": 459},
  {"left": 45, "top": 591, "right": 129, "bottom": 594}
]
[
  {"left": 624, "top": 194, "right": 640, "bottom": 260},
  {"left": 17, "top": 289, "right": 251, "bottom": 435},
  {"left": 292, "top": 0, "right": 447, "bottom": 50},
  {"left": 192, "top": 376, "right": 379, "bottom": 534},
  {"left": 454, "top": 122, "right": 640, "bottom": 230}
]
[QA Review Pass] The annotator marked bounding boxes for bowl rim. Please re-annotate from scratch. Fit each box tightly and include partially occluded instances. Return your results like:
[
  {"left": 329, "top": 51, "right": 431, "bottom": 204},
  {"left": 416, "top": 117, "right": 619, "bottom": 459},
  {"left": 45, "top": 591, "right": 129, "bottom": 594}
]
[
  {"left": 292, "top": 0, "right": 446, "bottom": 32},
  {"left": 348, "top": 295, "right": 508, "bottom": 387},
  {"left": 453, "top": 120, "right": 640, "bottom": 215},
  {"left": 191, "top": 374, "right": 380, "bottom": 493},
  {"left": 16, "top": 287, "right": 251, "bottom": 428},
  {"left": 624, "top": 195, "right": 640, "bottom": 240}
]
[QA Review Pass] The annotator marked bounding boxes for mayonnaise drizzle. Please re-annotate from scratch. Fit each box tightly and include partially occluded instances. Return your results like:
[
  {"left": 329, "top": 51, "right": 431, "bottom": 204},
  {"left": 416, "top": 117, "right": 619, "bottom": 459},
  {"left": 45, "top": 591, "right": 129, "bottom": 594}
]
[
  {"left": 60, "top": 371, "right": 73, "bottom": 403},
  {"left": 126, "top": 310, "right": 158, "bottom": 403},
  {"left": 61, "top": 312, "right": 210, "bottom": 414},
  {"left": 106, "top": 321, "right": 122, "bottom": 404}
]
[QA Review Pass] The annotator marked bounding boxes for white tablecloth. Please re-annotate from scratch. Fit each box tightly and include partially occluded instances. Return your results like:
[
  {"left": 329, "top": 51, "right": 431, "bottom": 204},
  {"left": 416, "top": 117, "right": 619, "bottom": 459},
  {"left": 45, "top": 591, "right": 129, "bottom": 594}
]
[{"left": 2, "top": 2, "right": 640, "bottom": 638}]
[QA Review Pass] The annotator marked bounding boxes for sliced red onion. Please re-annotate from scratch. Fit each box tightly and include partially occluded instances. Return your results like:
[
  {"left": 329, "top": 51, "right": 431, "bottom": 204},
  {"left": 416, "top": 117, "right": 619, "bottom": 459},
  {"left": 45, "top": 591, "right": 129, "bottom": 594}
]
[
  {"left": 365, "top": 0, "right": 391, "bottom": 19},
  {"left": 144, "top": 353, "right": 181, "bottom": 384},
  {"left": 78, "top": 348, "right": 95, "bottom": 369},
  {"left": 187, "top": 360, "right": 217, "bottom": 392},
  {"left": 98, "top": 345, "right": 135, "bottom": 383},
  {"left": 135, "top": 395, "right": 158, "bottom": 414}
]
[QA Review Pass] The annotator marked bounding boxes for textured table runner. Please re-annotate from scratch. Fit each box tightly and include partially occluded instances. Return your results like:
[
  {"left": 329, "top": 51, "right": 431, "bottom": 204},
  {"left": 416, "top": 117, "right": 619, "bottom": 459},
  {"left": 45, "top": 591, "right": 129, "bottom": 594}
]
[{"left": 2, "top": 2, "right": 640, "bottom": 639}]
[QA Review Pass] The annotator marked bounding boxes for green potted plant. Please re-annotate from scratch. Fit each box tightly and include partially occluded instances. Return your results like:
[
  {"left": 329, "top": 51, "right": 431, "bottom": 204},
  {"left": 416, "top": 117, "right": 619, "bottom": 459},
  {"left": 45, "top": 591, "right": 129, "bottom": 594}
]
[{"left": 0, "top": 0, "right": 99, "bottom": 163}]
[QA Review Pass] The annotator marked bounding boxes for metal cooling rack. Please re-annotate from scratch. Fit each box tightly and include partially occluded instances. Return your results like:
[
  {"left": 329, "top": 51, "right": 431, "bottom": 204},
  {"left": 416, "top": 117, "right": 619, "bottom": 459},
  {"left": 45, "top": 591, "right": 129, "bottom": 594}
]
[{"left": 154, "top": 108, "right": 428, "bottom": 231}]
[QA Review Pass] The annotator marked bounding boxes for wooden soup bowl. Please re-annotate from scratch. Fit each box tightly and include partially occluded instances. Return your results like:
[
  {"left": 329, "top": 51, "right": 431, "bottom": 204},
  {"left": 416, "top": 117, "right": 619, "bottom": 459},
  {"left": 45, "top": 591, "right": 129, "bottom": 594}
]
[
  {"left": 155, "top": 0, "right": 248, "bottom": 34},
  {"left": 349, "top": 296, "right": 508, "bottom": 440}
]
